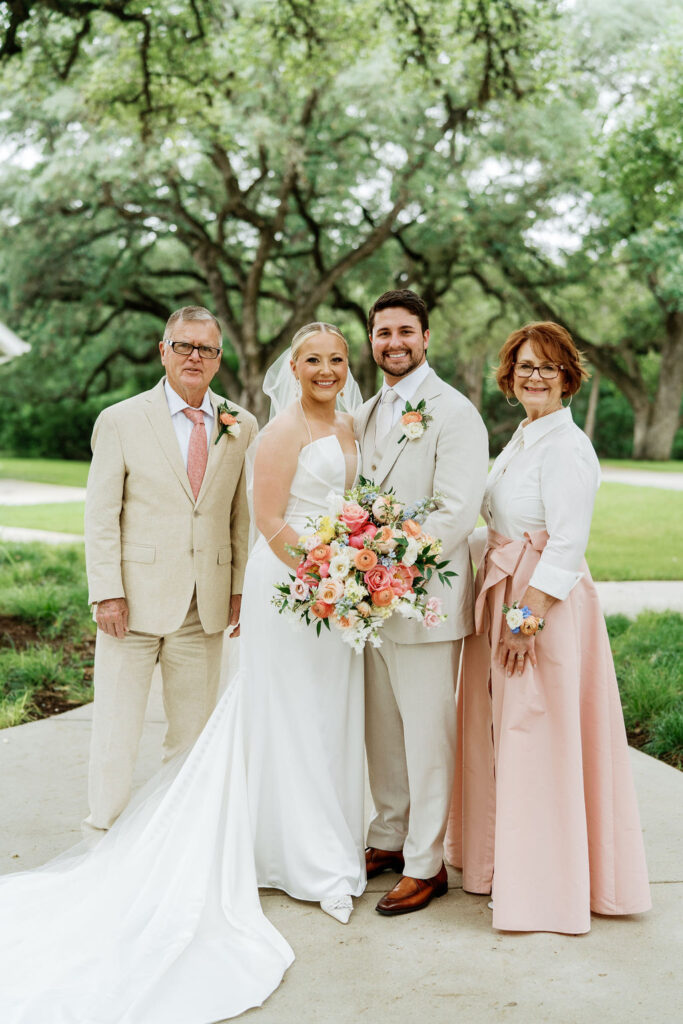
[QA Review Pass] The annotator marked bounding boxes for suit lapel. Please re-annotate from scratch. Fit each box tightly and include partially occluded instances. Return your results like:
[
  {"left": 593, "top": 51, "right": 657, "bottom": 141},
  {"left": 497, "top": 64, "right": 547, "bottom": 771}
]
[
  {"left": 144, "top": 379, "right": 195, "bottom": 503},
  {"left": 373, "top": 369, "right": 444, "bottom": 487}
]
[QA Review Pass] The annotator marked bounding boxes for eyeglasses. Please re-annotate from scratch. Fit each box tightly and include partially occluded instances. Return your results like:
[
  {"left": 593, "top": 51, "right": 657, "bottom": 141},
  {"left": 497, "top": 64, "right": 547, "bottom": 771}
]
[
  {"left": 514, "top": 361, "right": 564, "bottom": 380},
  {"left": 165, "top": 340, "right": 221, "bottom": 360}
]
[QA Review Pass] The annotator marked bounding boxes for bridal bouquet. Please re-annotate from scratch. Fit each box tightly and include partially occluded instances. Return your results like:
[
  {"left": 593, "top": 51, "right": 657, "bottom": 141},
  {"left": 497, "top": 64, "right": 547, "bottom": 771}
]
[{"left": 272, "top": 477, "right": 455, "bottom": 652}]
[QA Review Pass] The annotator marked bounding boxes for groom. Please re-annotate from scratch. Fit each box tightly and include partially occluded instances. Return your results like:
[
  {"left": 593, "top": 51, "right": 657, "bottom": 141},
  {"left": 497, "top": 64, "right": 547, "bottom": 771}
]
[
  {"left": 356, "top": 289, "right": 488, "bottom": 914},
  {"left": 84, "top": 305, "right": 257, "bottom": 831}
]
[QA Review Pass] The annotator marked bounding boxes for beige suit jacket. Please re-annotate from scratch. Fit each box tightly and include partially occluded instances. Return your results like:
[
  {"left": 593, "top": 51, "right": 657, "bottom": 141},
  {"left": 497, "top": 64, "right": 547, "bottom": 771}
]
[
  {"left": 355, "top": 368, "right": 488, "bottom": 644},
  {"left": 85, "top": 378, "right": 257, "bottom": 635}
]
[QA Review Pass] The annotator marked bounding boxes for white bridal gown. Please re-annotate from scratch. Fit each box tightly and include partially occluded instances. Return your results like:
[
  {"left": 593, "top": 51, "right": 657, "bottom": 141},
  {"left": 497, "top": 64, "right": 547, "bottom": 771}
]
[{"left": 0, "top": 434, "right": 364, "bottom": 1024}]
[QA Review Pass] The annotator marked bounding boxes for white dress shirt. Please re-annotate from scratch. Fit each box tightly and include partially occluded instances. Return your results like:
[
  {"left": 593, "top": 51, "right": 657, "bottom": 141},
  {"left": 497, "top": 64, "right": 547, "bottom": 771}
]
[
  {"left": 379, "top": 360, "right": 432, "bottom": 430},
  {"left": 164, "top": 379, "right": 214, "bottom": 468},
  {"left": 482, "top": 407, "right": 600, "bottom": 600}
]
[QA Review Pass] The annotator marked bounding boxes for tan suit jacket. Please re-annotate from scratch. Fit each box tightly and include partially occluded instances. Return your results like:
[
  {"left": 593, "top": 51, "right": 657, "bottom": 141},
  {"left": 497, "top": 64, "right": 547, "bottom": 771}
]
[
  {"left": 85, "top": 378, "right": 257, "bottom": 635},
  {"left": 355, "top": 368, "right": 488, "bottom": 644}
]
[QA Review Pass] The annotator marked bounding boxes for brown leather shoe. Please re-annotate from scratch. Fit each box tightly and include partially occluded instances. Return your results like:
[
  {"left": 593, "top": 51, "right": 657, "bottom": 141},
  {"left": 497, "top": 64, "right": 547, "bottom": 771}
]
[
  {"left": 365, "top": 846, "right": 405, "bottom": 879},
  {"left": 375, "top": 863, "right": 448, "bottom": 916}
]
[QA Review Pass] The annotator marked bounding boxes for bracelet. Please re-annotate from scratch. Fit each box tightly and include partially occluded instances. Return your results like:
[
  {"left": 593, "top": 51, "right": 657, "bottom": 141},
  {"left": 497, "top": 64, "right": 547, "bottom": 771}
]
[{"left": 502, "top": 600, "right": 545, "bottom": 636}]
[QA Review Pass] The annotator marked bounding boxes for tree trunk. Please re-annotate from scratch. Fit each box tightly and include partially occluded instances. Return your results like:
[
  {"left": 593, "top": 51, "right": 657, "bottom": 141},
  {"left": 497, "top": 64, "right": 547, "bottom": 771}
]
[
  {"left": 460, "top": 350, "right": 487, "bottom": 412},
  {"left": 631, "top": 312, "right": 683, "bottom": 459},
  {"left": 583, "top": 369, "right": 600, "bottom": 442}
]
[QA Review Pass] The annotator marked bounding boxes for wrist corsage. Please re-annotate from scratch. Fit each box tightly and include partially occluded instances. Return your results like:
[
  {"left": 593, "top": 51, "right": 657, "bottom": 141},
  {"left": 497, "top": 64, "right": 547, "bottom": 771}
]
[{"left": 502, "top": 600, "right": 545, "bottom": 636}]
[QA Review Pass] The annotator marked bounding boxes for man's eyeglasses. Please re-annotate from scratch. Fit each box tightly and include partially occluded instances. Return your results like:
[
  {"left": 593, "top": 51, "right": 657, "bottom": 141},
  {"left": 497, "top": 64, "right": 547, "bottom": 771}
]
[
  {"left": 165, "top": 340, "right": 222, "bottom": 360},
  {"left": 514, "top": 361, "right": 564, "bottom": 380}
]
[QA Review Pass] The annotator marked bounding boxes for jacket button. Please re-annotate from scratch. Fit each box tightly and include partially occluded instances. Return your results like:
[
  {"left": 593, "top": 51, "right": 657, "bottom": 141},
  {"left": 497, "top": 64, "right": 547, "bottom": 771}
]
[{"left": 371, "top": 464, "right": 377, "bottom": 471}]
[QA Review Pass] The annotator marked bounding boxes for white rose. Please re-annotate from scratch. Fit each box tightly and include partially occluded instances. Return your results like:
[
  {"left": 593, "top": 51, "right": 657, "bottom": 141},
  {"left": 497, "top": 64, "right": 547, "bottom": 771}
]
[
  {"left": 403, "top": 421, "right": 424, "bottom": 440},
  {"left": 506, "top": 608, "right": 524, "bottom": 629},
  {"left": 329, "top": 554, "right": 352, "bottom": 579},
  {"left": 229, "top": 422, "right": 241, "bottom": 437},
  {"left": 402, "top": 536, "right": 420, "bottom": 567},
  {"left": 326, "top": 490, "right": 345, "bottom": 518}
]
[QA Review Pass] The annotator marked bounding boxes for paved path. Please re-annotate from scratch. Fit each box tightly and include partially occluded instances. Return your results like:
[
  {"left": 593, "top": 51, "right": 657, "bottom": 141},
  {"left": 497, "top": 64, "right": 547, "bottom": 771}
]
[
  {"left": 600, "top": 467, "right": 683, "bottom": 491},
  {"left": 0, "top": 653, "right": 680, "bottom": 1024},
  {"left": 0, "top": 478, "right": 87, "bottom": 504}
]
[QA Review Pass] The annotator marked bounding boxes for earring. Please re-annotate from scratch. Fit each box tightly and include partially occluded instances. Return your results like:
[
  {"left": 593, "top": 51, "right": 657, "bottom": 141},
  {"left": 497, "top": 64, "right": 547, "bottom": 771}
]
[
  {"left": 340, "top": 388, "right": 345, "bottom": 398},
  {"left": 505, "top": 394, "right": 520, "bottom": 407},
  {"left": 563, "top": 393, "right": 573, "bottom": 407}
]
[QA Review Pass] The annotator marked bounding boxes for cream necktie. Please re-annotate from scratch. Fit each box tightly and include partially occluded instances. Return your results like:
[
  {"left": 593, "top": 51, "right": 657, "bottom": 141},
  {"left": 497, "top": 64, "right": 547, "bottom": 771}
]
[
  {"left": 183, "top": 407, "right": 208, "bottom": 500},
  {"left": 375, "top": 387, "right": 399, "bottom": 446}
]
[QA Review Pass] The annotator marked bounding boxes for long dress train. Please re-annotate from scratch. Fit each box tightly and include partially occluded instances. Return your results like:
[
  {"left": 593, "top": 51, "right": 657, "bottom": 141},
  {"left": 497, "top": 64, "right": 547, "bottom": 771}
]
[{"left": 0, "top": 435, "right": 366, "bottom": 1022}]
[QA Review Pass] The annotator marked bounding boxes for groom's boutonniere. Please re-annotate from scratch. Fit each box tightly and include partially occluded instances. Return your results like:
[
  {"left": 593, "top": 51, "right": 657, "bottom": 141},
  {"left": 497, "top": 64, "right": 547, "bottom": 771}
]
[
  {"left": 397, "top": 399, "right": 432, "bottom": 443},
  {"left": 215, "top": 401, "right": 241, "bottom": 444}
]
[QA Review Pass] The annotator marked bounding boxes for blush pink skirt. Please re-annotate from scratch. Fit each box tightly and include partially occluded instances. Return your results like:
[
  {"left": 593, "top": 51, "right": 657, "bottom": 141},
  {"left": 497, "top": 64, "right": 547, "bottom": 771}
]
[{"left": 445, "top": 528, "right": 651, "bottom": 934}]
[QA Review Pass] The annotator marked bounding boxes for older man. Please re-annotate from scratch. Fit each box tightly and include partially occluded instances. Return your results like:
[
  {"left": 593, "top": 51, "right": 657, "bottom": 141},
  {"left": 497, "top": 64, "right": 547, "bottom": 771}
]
[{"left": 84, "top": 305, "right": 257, "bottom": 830}]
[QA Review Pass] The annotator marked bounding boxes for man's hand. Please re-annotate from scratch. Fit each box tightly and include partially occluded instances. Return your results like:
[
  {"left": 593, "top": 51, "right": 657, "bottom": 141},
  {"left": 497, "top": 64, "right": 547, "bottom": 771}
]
[
  {"left": 228, "top": 594, "right": 242, "bottom": 638},
  {"left": 96, "top": 598, "right": 129, "bottom": 639}
]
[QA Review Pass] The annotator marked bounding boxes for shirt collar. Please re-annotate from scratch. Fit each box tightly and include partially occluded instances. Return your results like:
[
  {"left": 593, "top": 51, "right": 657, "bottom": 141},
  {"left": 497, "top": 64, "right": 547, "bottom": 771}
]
[
  {"left": 382, "top": 361, "right": 431, "bottom": 405},
  {"left": 164, "top": 378, "right": 214, "bottom": 418},
  {"left": 521, "top": 406, "right": 573, "bottom": 448}
]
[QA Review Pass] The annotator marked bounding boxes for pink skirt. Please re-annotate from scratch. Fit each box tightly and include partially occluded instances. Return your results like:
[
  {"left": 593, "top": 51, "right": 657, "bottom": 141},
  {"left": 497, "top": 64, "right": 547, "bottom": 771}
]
[{"left": 445, "top": 528, "right": 651, "bottom": 934}]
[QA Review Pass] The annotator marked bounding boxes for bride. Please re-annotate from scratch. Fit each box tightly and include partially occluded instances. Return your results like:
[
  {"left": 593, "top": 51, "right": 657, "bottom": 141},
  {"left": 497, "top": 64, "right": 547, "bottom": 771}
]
[{"left": 0, "top": 322, "right": 365, "bottom": 1023}]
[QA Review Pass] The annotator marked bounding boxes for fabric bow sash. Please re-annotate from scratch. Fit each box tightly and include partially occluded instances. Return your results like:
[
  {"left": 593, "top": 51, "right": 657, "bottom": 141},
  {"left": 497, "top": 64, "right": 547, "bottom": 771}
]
[{"left": 474, "top": 528, "right": 549, "bottom": 636}]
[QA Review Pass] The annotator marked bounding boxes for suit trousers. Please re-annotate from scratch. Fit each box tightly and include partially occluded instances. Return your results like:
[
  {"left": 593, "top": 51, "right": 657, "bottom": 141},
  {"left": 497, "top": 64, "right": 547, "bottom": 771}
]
[
  {"left": 365, "top": 637, "right": 462, "bottom": 879},
  {"left": 84, "top": 592, "right": 223, "bottom": 830}
]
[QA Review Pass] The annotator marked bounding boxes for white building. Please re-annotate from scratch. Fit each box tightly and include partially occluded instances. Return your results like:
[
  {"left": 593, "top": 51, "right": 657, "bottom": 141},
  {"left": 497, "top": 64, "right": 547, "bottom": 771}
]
[{"left": 0, "top": 321, "right": 31, "bottom": 365}]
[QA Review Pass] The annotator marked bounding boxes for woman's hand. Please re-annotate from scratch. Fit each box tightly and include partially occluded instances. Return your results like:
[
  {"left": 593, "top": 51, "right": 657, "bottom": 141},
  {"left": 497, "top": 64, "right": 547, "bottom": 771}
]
[{"left": 497, "top": 629, "right": 537, "bottom": 677}]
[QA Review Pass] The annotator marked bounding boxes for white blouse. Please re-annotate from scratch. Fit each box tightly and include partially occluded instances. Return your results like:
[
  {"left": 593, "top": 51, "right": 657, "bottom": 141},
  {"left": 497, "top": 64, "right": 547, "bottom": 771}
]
[{"left": 481, "top": 408, "right": 601, "bottom": 601}]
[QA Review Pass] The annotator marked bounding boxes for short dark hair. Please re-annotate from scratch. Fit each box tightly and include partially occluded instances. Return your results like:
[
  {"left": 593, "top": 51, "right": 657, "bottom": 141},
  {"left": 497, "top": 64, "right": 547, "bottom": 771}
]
[{"left": 367, "top": 289, "right": 429, "bottom": 335}]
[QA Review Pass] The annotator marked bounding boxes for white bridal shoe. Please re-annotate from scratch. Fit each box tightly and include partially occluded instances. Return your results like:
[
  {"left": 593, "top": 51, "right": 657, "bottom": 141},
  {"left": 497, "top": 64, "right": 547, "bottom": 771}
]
[{"left": 320, "top": 895, "right": 353, "bottom": 924}]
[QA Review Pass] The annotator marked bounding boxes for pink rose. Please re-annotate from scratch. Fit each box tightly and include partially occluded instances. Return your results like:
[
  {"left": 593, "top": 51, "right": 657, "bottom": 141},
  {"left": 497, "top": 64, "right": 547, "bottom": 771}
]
[
  {"left": 364, "top": 565, "right": 393, "bottom": 593},
  {"left": 339, "top": 502, "right": 370, "bottom": 533},
  {"left": 348, "top": 524, "right": 377, "bottom": 549},
  {"left": 394, "top": 563, "right": 419, "bottom": 586},
  {"left": 389, "top": 576, "right": 410, "bottom": 597},
  {"left": 426, "top": 596, "right": 442, "bottom": 614},
  {"left": 424, "top": 610, "right": 442, "bottom": 629},
  {"left": 290, "top": 579, "right": 310, "bottom": 600},
  {"left": 318, "top": 562, "right": 330, "bottom": 578}
]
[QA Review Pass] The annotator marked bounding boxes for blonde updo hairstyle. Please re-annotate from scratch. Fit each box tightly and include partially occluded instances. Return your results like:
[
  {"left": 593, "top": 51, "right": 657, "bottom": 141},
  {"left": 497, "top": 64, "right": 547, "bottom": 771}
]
[{"left": 290, "top": 322, "right": 349, "bottom": 361}]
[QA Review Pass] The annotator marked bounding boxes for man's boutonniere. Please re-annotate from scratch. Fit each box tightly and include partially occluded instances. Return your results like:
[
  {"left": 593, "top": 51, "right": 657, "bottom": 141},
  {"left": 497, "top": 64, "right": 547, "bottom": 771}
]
[
  {"left": 397, "top": 399, "right": 432, "bottom": 443},
  {"left": 215, "top": 402, "right": 241, "bottom": 444}
]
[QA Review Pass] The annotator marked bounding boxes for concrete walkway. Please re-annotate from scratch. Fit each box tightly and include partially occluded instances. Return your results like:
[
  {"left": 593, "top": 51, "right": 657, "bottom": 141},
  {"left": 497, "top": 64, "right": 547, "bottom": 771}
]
[
  {"left": 1, "top": 640, "right": 681, "bottom": 1024},
  {"left": 0, "top": 478, "right": 87, "bottom": 504},
  {"left": 600, "top": 467, "right": 683, "bottom": 491}
]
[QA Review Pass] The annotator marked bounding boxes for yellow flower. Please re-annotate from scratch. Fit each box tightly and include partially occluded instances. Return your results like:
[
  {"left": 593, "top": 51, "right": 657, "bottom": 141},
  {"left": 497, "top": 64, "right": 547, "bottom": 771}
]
[{"left": 317, "top": 516, "right": 335, "bottom": 543}]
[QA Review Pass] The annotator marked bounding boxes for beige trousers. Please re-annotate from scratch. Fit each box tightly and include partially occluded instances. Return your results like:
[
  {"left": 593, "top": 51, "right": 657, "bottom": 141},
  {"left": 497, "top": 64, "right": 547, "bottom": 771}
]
[
  {"left": 84, "top": 593, "right": 223, "bottom": 830},
  {"left": 365, "top": 637, "right": 462, "bottom": 879}
]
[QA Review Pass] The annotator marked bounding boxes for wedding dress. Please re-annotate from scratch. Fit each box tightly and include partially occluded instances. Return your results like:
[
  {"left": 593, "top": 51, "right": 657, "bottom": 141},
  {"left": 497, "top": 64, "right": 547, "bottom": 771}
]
[{"left": 0, "top": 435, "right": 364, "bottom": 1023}]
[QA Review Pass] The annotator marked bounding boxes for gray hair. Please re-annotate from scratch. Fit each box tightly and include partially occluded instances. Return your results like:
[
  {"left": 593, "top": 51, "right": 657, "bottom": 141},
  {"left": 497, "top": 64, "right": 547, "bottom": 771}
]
[{"left": 163, "top": 306, "right": 222, "bottom": 346}]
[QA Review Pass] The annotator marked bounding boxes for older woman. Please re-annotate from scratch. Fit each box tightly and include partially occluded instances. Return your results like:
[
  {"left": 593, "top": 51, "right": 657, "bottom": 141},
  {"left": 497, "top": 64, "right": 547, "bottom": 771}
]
[{"left": 445, "top": 321, "right": 651, "bottom": 934}]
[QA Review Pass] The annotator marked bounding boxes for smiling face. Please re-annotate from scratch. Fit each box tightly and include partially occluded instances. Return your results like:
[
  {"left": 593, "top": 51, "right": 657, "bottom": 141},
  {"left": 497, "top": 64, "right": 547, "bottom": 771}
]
[
  {"left": 370, "top": 307, "right": 429, "bottom": 385},
  {"left": 159, "top": 318, "right": 222, "bottom": 406},
  {"left": 512, "top": 339, "right": 566, "bottom": 421},
  {"left": 291, "top": 333, "right": 349, "bottom": 408}
]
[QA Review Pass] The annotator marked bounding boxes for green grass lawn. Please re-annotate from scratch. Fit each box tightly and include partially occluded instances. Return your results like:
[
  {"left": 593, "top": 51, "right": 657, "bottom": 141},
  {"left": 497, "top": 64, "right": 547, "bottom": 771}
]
[
  {"left": 600, "top": 459, "right": 683, "bottom": 473},
  {"left": 0, "top": 456, "right": 90, "bottom": 487},
  {"left": 0, "top": 502, "right": 85, "bottom": 535},
  {"left": 587, "top": 483, "right": 682, "bottom": 580}
]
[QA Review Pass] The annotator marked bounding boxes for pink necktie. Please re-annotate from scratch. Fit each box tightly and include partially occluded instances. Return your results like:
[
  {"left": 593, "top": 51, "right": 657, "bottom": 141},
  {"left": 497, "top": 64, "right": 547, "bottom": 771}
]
[{"left": 182, "top": 407, "right": 208, "bottom": 500}]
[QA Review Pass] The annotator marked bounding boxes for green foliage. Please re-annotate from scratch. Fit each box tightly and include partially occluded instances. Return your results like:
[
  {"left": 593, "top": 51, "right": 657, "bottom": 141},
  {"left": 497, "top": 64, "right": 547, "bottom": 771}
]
[
  {"left": 0, "top": 543, "right": 94, "bottom": 729},
  {"left": 587, "top": 484, "right": 683, "bottom": 580},
  {"left": 607, "top": 611, "right": 683, "bottom": 768}
]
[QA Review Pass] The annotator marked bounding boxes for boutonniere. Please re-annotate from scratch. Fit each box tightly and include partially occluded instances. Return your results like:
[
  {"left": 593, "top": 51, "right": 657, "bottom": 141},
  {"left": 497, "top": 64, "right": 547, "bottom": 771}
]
[
  {"left": 215, "top": 401, "right": 242, "bottom": 444},
  {"left": 397, "top": 399, "right": 433, "bottom": 443}
]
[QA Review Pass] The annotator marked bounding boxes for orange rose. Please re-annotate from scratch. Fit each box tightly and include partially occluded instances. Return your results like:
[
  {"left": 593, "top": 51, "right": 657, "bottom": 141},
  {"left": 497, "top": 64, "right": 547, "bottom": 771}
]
[
  {"left": 356, "top": 601, "right": 372, "bottom": 617},
  {"left": 309, "top": 544, "right": 332, "bottom": 564},
  {"left": 354, "top": 548, "right": 378, "bottom": 571},
  {"left": 371, "top": 588, "right": 394, "bottom": 607},
  {"left": 520, "top": 616, "right": 540, "bottom": 635},
  {"left": 310, "top": 600, "right": 334, "bottom": 619},
  {"left": 375, "top": 525, "right": 397, "bottom": 554},
  {"left": 401, "top": 411, "right": 423, "bottom": 424},
  {"left": 402, "top": 519, "right": 422, "bottom": 538},
  {"left": 219, "top": 412, "right": 237, "bottom": 426}
]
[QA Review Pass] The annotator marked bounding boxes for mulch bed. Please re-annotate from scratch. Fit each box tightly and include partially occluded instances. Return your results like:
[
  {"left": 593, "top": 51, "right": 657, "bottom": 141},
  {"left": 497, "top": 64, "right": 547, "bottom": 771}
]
[{"left": 0, "top": 615, "right": 95, "bottom": 719}]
